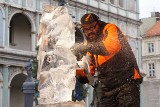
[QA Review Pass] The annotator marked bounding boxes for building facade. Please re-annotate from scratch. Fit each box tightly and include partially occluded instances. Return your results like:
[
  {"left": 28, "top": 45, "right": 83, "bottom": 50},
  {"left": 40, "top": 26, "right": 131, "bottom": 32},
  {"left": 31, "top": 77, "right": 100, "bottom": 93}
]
[
  {"left": 141, "top": 12, "right": 160, "bottom": 107},
  {"left": 0, "top": 0, "right": 142, "bottom": 107}
]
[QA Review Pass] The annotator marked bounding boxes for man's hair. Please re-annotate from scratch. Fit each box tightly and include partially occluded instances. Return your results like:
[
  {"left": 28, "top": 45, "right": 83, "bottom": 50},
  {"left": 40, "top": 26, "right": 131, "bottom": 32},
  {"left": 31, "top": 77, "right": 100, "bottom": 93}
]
[{"left": 81, "top": 13, "right": 99, "bottom": 25}]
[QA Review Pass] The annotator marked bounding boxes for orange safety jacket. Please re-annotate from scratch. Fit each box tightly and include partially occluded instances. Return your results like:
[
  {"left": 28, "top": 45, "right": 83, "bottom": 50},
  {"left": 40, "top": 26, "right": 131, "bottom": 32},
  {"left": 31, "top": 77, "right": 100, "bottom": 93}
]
[{"left": 86, "top": 22, "right": 142, "bottom": 87}]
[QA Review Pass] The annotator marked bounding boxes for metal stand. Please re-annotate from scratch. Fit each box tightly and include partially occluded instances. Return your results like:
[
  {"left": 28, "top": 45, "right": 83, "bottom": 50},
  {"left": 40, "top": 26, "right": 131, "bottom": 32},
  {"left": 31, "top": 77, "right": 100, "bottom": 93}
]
[{"left": 23, "top": 60, "right": 35, "bottom": 107}]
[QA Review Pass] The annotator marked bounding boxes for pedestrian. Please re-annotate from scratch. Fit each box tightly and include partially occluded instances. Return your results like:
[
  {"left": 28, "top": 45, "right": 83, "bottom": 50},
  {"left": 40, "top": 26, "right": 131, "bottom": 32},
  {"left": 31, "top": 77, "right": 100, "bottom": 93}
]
[{"left": 71, "top": 13, "right": 143, "bottom": 107}]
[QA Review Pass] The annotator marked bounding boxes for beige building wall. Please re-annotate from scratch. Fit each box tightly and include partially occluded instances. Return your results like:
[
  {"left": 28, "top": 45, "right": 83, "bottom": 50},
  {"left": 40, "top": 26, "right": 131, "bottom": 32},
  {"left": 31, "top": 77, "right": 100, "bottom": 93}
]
[
  {"left": 142, "top": 36, "right": 160, "bottom": 81},
  {"left": 142, "top": 80, "right": 160, "bottom": 107},
  {"left": 141, "top": 12, "right": 160, "bottom": 107}
]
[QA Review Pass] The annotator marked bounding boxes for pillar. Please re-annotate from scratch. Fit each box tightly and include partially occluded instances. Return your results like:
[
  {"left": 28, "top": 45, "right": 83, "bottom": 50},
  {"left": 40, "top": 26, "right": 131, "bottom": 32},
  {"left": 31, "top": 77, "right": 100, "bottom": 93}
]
[
  {"left": 4, "top": 4, "right": 9, "bottom": 47},
  {"left": 31, "top": 33, "right": 36, "bottom": 51},
  {"left": 2, "top": 65, "right": 9, "bottom": 107},
  {"left": 22, "top": 0, "right": 26, "bottom": 7},
  {"left": 35, "top": 0, "right": 40, "bottom": 47},
  {"left": 0, "top": 80, "right": 3, "bottom": 107},
  {"left": 136, "top": 0, "right": 139, "bottom": 20}
]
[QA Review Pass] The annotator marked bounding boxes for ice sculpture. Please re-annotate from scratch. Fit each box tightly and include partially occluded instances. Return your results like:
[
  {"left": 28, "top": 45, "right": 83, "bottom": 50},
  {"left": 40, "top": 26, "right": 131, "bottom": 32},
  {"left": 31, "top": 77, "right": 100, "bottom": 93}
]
[{"left": 37, "top": 5, "right": 78, "bottom": 104}]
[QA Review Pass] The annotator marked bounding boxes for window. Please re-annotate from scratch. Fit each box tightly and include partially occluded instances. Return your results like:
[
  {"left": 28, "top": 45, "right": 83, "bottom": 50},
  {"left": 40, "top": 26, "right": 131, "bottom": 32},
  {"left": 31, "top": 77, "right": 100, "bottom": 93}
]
[
  {"left": 148, "top": 43, "right": 154, "bottom": 53},
  {"left": 110, "top": 0, "right": 115, "bottom": 4},
  {"left": 128, "top": 0, "right": 136, "bottom": 11},
  {"left": 119, "top": 0, "right": 124, "bottom": 8},
  {"left": 149, "top": 63, "right": 155, "bottom": 77}
]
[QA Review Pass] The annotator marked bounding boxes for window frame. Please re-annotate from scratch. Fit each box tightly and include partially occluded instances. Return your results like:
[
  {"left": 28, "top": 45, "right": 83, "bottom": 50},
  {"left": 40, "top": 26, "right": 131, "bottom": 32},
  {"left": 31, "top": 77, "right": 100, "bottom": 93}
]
[
  {"left": 147, "top": 42, "right": 154, "bottom": 53},
  {"left": 148, "top": 63, "right": 155, "bottom": 77}
]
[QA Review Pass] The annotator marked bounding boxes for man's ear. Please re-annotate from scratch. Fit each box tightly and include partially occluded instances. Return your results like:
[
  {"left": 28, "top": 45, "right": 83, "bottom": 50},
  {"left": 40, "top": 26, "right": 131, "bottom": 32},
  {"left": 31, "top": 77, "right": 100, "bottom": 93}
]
[
  {"left": 97, "top": 20, "right": 102, "bottom": 27},
  {"left": 97, "top": 20, "right": 100, "bottom": 23}
]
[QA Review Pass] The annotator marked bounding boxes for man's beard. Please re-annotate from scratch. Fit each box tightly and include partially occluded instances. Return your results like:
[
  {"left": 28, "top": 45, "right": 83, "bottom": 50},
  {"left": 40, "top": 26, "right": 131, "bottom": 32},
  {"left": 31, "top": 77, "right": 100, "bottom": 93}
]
[{"left": 86, "top": 32, "right": 101, "bottom": 42}]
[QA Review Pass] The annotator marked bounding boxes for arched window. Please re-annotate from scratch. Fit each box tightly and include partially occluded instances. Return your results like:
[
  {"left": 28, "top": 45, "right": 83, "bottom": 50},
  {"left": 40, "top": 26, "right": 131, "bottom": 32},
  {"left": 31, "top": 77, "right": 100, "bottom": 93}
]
[{"left": 9, "top": 13, "right": 32, "bottom": 51}]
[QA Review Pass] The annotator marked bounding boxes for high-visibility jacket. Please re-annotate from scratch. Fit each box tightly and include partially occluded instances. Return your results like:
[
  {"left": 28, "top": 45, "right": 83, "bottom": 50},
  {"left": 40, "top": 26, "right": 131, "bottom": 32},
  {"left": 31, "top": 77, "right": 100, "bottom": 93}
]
[{"left": 86, "top": 21, "right": 142, "bottom": 88}]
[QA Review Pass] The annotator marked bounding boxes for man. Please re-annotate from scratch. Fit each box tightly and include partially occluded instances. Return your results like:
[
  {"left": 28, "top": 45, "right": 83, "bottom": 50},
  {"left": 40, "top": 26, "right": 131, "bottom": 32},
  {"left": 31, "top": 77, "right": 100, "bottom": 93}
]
[{"left": 71, "top": 13, "right": 143, "bottom": 107}]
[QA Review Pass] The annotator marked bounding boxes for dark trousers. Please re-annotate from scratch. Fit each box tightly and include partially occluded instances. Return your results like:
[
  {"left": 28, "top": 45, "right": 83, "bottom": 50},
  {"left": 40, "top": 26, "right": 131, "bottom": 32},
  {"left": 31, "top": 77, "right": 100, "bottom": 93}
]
[{"left": 95, "top": 82, "right": 140, "bottom": 107}]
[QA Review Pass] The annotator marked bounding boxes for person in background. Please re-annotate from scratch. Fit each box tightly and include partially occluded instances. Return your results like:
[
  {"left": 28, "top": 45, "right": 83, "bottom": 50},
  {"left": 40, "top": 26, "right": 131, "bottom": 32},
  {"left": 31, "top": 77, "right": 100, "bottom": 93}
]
[{"left": 71, "top": 13, "right": 143, "bottom": 107}]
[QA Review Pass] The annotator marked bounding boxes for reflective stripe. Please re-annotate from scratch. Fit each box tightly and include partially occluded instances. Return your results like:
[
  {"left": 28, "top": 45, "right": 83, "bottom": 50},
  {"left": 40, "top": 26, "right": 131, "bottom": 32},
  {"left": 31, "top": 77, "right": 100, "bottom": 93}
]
[
  {"left": 85, "top": 14, "right": 92, "bottom": 22},
  {"left": 76, "top": 68, "right": 87, "bottom": 77},
  {"left": 134, "top": 68, "right": 141, "bottom": 79},
  {"left": 90, "top": 65, "right": 95, "bottom": 76}
]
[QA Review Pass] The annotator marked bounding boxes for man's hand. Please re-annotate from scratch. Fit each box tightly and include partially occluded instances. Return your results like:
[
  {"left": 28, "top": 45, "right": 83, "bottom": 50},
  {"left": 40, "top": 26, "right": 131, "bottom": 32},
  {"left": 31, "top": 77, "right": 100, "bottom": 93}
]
[
  {"left": 70, "top": 43, "right": 89, "bottom": 60},
  {"left": 87, "top": 42, "right": 108, "bottom": 55}
]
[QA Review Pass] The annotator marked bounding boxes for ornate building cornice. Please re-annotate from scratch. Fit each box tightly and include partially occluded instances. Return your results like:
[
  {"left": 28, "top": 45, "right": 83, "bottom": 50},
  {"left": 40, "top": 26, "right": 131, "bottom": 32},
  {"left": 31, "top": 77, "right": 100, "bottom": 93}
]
[
  {"left": 0, "top": 48, "right": 36, "bottom": 67},
  {"left": 8, "top": 6, "right": 37, "bottom": 22},
  {"left": 142, "top": 54, "right": 160, "bottom": 60},
  {"left": 67, "top": 0, "right": 142, "bottom": 25}
]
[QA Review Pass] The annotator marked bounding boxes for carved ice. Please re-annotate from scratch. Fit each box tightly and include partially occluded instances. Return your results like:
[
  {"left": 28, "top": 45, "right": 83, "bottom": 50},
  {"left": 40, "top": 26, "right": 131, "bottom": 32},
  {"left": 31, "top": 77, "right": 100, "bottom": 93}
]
[{"left": 37, "top": 5, "right": 77, "bottom": 104}]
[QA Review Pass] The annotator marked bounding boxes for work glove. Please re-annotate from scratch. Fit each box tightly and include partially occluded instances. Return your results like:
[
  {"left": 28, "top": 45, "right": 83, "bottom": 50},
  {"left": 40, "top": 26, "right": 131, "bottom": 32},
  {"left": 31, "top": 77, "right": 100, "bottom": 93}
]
[
  {"left": 71, "top": 42, "right": 108, "bottom": 59},
  {"left": 87, "top": 42, "right": 108, "bottom": 56},
  {"left": 70, "top": 43, "right": 90, "bottom": 60}
]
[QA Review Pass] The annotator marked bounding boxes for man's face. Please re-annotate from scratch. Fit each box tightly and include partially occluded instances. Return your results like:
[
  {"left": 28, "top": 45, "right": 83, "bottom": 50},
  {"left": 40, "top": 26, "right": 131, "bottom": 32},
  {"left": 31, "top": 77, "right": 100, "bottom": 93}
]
[{"left": 82, "top": 21, "right": 99, "bottom": 41}]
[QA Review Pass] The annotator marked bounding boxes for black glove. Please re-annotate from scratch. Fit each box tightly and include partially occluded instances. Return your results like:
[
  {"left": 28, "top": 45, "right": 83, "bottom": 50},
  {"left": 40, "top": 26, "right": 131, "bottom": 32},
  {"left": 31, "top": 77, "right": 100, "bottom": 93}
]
[
  {"left": 71, "top": 42, "right": 108, "bottom": 60},
  {"left": 70, "top": 43, "right": 90, "bottom": 60},
  {"left": 87, "top": 42, "right": 108, "bottom": 56},
  {"left": 76, "top": 76, "right": 89, "bottom": 84}
]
